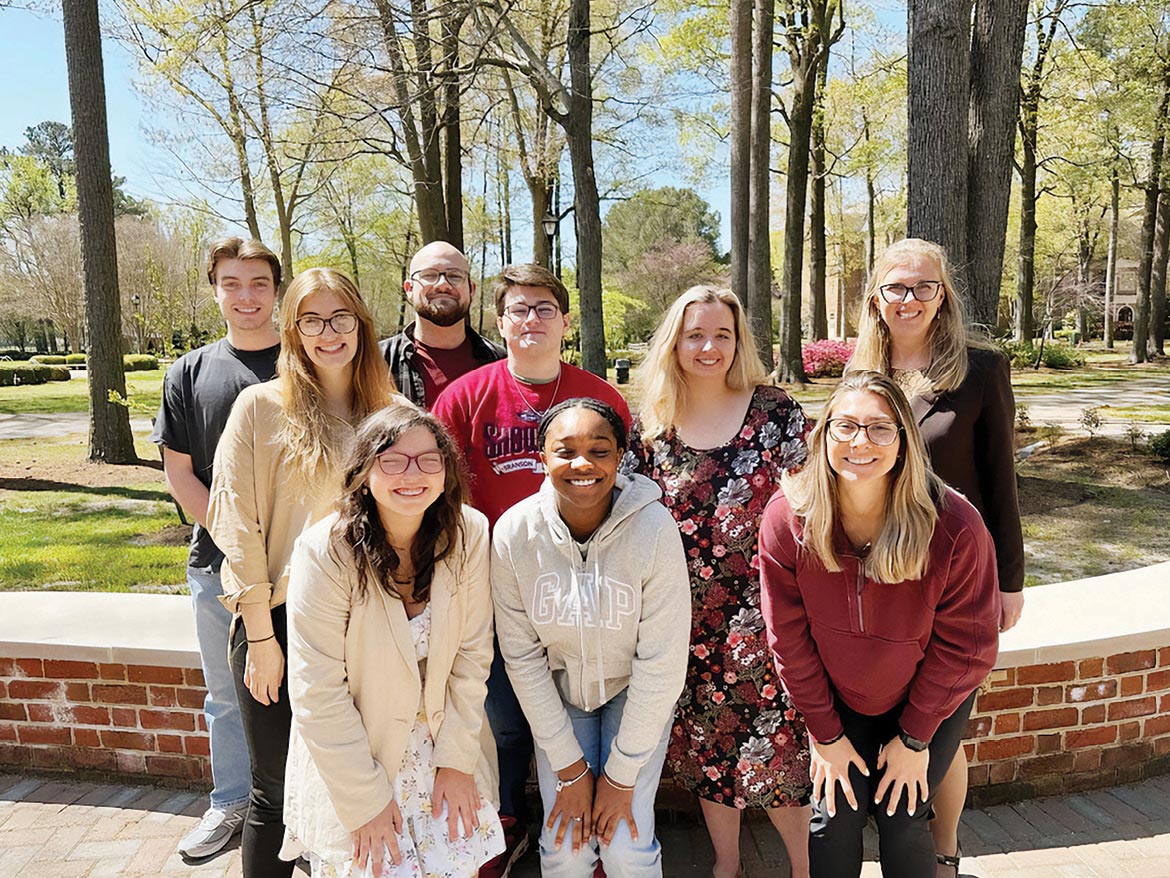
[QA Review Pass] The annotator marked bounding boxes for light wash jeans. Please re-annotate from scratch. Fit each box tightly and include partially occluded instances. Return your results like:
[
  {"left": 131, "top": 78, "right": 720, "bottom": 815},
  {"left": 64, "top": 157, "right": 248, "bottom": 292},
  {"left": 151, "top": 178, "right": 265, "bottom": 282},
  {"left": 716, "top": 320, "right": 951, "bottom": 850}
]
[
  {"left": 534, "top": 689, "right": 671, "bottom": 878},
  {"left": 189, "top": 566, "right": 250, "bottom": 810}
]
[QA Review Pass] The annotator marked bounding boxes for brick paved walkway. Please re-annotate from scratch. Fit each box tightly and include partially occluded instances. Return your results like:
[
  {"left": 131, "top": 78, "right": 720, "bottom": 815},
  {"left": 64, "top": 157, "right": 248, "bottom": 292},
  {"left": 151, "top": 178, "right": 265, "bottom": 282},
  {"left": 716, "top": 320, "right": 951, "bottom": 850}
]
[{"left": 2, "top": 772, "right": 1168, "bottom": 877}]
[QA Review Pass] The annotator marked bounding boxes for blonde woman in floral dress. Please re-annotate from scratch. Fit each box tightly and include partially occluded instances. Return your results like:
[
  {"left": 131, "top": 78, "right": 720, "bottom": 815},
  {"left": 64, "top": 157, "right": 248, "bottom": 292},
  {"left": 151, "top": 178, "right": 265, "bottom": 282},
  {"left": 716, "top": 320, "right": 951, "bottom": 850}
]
[
  {"left": 622, "top": 287, "right": 812, "bottom": 878},
  {"left": 282, "top": 407, "right": 504, "bottom": 878}
]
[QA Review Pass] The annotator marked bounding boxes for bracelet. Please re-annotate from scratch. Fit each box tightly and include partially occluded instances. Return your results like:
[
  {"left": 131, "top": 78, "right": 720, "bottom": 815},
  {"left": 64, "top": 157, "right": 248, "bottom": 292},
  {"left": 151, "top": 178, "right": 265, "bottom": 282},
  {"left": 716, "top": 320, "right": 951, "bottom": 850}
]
[
  {"left": 555, "top": 765, "right": 591, "bottom": 793},
  {"left": 817, "top": 731, "right": 844, "bottom": 746},
  {"left": 247, "top": 633, "right": 276, "bottom": 644},
  {"left": 602, "top": 774, "right": 635, "bottom": 792}
]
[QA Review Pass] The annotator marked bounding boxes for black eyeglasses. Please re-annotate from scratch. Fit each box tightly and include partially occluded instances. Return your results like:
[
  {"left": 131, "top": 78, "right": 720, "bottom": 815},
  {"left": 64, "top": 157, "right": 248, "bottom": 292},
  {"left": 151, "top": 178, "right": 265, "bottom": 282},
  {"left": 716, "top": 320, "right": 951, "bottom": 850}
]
[
  {"left": 878, "top": 281, "right": 942, "bottom": 303},
  {"left": 410, "top": 269, "right": 468, "bottom": 287},
  {"left": 295, "top": 312, "right": 357, "bottom": 337},
  {"left": 377, "top": 450, "right": 445, "bottom": 475},
  {"left": 503, "top": 302, "right": 561, "bottom": 322},
  {"left": 826, "top": 418, "right": 902, "bottom": 446}
]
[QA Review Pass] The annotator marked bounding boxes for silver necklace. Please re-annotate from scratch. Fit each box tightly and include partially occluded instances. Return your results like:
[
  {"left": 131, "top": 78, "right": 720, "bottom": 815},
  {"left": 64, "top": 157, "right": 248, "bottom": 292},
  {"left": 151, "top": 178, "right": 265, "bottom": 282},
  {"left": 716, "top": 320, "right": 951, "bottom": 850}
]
[{"left": 510, "top": 364, "right": 562, "bottom": 423}]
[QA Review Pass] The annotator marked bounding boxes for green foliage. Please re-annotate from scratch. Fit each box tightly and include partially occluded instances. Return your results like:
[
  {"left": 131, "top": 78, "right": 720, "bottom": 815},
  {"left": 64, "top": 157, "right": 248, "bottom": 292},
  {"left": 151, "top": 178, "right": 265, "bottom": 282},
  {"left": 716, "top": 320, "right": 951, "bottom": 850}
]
[
  {"left": 1150, "top": 430, "right": 1170, "bottom": 463},
  {"left": 47, "top": 366, "right": 71, "bottom": 381},
  {"left": 65, "top": 353, "right": 87, "bottom": 365},
  {"left": 602, "top": 186, "right": 721, "bottom": 277},
  {"left": 0, "top": 349, "right": 35, "bottom": 361},
  {"left": 1016, "top": 404, "right": 1032, "bottom": 430},
  {"left": 1123, "top": 423, "right": 1146, "bottom": 450},
  {"left": 123, "top": 354, "right": 160, "bottom": 371},
  {"left": 0, "top": 363, "right": 51, "bottom": 386},
  {"left": 30, "top": 355, "right": 67, "bottom": 365},
  {"left": 1079, "top": 406, "right": 1102, "bottom": 437},
  {"left": 997, "top": 339, "right": 1085, "bottom": 369}
]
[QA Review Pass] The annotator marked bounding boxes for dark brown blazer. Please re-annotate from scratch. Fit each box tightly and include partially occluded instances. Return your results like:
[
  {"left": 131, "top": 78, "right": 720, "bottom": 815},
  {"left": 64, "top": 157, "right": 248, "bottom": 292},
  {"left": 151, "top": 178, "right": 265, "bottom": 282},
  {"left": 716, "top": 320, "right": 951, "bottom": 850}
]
[{"left": 910, "top": 347, "right": 1025, "bottom": 593}]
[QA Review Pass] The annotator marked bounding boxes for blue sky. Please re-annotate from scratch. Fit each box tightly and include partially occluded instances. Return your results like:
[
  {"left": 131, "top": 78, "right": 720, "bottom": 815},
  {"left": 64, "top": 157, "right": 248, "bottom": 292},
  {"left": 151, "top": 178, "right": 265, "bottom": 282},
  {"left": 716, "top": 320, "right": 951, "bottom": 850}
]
[
  {"left": 1, "top": 4, "right": 906, "bottom": 259},
  {"left": 0, "top": 6, "right": 170, "bottom": 203}
]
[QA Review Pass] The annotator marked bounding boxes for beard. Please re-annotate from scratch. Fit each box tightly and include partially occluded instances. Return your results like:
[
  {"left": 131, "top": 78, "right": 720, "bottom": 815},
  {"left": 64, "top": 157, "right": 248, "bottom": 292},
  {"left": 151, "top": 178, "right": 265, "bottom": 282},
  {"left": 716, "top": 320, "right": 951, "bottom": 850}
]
[{"left": 415, "top": 293, "right": 469, "bottom": 327}]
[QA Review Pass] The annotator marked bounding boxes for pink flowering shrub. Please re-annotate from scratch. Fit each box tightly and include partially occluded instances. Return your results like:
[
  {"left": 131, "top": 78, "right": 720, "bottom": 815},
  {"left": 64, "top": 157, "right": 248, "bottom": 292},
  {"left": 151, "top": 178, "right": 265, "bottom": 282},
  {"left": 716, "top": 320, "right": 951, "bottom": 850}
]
[{"left": 802, "top": 338, "right": 856, "bottom": 378}]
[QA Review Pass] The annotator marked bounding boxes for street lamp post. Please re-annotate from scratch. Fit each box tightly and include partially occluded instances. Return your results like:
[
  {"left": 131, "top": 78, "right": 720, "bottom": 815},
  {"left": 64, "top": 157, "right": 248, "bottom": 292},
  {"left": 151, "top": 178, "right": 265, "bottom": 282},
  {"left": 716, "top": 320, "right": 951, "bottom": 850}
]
[
  {"left": 541, "top": 211, "right": 559, "bottom": 277},
  {"left": 130, "top": 294, "right": 142, "bottom": 354}
]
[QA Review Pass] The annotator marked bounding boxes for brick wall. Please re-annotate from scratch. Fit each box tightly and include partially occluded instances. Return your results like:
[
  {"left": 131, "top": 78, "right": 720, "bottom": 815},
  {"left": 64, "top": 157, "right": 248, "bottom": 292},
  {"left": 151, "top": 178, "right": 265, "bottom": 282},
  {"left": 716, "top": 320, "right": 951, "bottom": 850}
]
[
  {"left": 0, "top": 657, "right": 210, "bottom": 784},
  {"left": 964, "top": 646, "right": 1170, "bottom": 807}
]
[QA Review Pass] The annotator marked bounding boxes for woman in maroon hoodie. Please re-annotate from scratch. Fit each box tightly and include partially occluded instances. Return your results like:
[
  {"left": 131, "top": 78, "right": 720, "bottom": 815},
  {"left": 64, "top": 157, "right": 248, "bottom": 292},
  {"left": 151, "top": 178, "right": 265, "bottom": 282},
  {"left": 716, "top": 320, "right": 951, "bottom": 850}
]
[{"left": 758, "top": 371, "right": 999, "bottom": 878}]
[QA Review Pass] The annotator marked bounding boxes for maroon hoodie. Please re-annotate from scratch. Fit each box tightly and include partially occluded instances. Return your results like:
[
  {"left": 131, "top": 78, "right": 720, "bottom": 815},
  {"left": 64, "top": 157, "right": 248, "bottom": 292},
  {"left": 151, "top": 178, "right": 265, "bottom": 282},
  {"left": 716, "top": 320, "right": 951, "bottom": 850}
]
[{"left": 759, "top": 487, "right": 999, "bottom": 744}]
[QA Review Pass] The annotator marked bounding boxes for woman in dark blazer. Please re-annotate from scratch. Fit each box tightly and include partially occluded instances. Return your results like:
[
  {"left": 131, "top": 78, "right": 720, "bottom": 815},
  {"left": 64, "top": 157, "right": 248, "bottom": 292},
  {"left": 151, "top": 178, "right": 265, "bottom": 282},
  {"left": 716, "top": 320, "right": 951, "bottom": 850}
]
[{"left": 847, "top": 238, "right": 1024, "bottom": 877}]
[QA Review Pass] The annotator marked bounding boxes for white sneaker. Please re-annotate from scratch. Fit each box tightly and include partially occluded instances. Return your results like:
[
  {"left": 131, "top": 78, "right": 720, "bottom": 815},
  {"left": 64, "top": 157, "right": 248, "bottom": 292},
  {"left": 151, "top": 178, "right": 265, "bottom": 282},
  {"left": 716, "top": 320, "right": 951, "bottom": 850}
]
[{"left": 177, "top": 805, "right": 247, "bottom": 859}]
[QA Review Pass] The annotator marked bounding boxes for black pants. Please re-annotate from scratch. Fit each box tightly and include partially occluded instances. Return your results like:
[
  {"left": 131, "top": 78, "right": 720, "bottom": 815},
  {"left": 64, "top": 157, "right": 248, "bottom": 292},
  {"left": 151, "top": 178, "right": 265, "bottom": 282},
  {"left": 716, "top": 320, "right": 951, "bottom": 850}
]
[
  {"left": 230, "top": 604, "right": 295, "bottom": 878},
  {"left": 485, "top": 635, "right": 534, "bottom": 827},
  {"left": 809, "top": 690, "right": 977, "bottom": 878}
]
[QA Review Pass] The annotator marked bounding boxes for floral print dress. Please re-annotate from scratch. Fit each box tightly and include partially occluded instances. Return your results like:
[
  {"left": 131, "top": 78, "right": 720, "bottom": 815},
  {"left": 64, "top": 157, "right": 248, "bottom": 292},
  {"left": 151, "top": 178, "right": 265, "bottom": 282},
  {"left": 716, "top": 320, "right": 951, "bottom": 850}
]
[
  {"left": 623, "top": 385, "right": 812, "bottom": 809},
  {"left": 309, "top": 605, "right": 505, "bottom": 878}
]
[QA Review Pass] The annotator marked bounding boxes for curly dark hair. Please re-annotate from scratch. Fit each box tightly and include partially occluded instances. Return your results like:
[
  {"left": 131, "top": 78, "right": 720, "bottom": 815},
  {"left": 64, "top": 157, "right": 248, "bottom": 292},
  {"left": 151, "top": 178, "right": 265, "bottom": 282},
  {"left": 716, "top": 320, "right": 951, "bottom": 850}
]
[{"left": 331, "top": 406, "right": 467, "bottom": 603}]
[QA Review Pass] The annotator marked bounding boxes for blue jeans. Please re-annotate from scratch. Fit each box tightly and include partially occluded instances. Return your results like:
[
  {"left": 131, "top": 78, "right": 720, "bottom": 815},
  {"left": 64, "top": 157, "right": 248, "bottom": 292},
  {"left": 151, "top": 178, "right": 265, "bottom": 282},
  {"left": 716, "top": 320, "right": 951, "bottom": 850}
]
[
  {"left": 188, "top": 566, "right": 250, "bottom": 810},
  {"left": 534, "top": 689, "right": 671, "bottom": 878}
]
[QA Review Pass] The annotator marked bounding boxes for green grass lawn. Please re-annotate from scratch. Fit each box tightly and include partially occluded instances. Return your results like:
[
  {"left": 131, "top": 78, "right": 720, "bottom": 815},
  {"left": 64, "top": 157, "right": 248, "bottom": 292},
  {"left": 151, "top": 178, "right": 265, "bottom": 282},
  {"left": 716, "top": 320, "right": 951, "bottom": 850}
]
[
  {"left": 0, "top": 488, "right": 189, "bottom": 592},
  {"left": 0, "top": 369, "right": 166, "bottom": 415},
  {"left": 0, "top": 434, "right": 189, "bottom": 592}
]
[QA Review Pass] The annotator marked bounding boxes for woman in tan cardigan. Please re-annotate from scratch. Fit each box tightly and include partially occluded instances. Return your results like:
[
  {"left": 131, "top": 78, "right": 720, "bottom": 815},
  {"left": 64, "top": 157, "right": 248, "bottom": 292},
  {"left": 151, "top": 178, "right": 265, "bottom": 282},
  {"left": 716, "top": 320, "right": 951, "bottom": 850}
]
[
  {"left": 208, "top": 267, "right": 397, "bottom": 877},
  {"left": 283, "top": 406, "right": 504, "bottom": 877}
]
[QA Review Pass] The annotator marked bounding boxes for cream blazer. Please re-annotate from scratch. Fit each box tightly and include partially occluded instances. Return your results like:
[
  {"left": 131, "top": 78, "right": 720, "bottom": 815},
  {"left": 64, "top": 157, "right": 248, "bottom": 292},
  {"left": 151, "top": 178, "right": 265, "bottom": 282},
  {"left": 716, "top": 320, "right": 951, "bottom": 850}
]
[{"left": 283, "top": 506, "right": 499, "bottom": 863}]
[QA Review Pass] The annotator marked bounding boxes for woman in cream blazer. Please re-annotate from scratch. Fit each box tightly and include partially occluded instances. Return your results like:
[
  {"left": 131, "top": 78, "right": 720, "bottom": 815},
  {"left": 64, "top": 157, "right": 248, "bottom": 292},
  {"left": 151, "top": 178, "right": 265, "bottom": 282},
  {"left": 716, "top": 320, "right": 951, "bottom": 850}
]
[{"left": 282, "top": 406, "right": 503, "bottom": 877}]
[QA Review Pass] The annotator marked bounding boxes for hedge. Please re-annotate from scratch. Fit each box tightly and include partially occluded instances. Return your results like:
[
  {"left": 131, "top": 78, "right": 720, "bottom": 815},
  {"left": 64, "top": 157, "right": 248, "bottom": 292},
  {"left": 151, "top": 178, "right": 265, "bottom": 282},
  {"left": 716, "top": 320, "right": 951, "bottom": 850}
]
[
  {"left": 0, "top": 349, "right": 36, "bottom": 361},
  {"left": 124, "top": 354, "right": 159, "bottom": 371},
  {"left": 0, "top": 363, "right": 51, "bottom": 386},
  {"left": 47, "top": 365, "right": 71, "bottom": 381},
  {"left": 65, "top": 353, "right": 88, "bottom": 365},
  {"left": 29, "top": 355, "right": 67, "bottom": 365}
]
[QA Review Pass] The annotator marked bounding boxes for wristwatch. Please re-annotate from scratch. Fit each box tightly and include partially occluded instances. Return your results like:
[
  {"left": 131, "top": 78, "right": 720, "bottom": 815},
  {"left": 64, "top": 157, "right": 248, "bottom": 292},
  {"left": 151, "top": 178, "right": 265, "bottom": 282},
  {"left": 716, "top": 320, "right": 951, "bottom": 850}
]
[{"left": 898, "top": 729, "right": 930, "bottom": 752}]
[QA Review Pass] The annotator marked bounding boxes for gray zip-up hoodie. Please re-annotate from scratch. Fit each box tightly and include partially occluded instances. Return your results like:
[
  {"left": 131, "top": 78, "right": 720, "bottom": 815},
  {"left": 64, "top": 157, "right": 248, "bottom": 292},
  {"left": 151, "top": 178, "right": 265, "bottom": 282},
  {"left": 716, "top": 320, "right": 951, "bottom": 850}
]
[{"left": 491, "top": 472, "right": 691, "bottom": 787}]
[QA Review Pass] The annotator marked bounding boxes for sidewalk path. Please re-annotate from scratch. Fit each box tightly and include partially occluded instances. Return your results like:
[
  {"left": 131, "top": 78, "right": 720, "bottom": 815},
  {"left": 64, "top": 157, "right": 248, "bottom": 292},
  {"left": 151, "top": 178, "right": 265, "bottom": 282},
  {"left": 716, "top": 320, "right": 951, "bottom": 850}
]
[
  {"left": 0, "top": 413, "right": 153, "bottom": 441},
  {"left": 1014, "top": 376, "right": 1170, "bottom": 438},
  {"left": 2, "top": 771, "right": 1167, "bottom": 877}
]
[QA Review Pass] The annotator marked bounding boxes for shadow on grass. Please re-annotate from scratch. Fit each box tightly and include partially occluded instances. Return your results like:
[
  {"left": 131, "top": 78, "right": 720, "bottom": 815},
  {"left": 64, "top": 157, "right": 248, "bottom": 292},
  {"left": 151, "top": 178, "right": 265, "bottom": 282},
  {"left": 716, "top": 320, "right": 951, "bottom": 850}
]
[{"left": 0, "top": 477, "right": 172, "bottom": 504}]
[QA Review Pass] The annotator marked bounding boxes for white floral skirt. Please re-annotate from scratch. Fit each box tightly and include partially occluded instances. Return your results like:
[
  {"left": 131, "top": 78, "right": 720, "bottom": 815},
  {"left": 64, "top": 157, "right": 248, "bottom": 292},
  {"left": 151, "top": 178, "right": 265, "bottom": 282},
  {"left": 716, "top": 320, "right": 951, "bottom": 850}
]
[{"left": 309, "top": 711, "right": 504, "bottom": 878}]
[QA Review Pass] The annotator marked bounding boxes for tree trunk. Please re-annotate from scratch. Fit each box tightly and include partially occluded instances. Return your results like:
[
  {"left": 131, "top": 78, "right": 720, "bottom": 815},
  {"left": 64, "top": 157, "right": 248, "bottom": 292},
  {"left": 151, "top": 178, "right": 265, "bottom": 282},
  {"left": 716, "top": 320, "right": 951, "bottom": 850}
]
[
  {"left": 1015, "top": 120, "right": 1038, "bottom": 341},
  {"left": 442, "top": 12, "right": 465, "bottom": 251},
  {"left": 1104, "top": 164, "right": 1119, "bottom": 348},
  {"left": 1133, "top": 70, "right": 1170, "bottom": 364},
  {"left": 907, "top": 0, "right": 973, "bottom": 275},
  {"left": 967, "top": 0, "right": 1029, "bottom": 328},
  {"left": 566, "top": 0, "right": 605, "bottom": 376},
  {"left": 864, "top": 111, "right": 876, "bottom": 276},
  {"left": 810, "top": 59, "right": 829, "bottom": 341},
  {"left": 729, "top": 0, "right": 752, "bottom": 298},
  {"left": 63, "top": 0, "right": 136, "bottom": 464},
  {"left": 746, "top": 0, "right": 774, "bottom": 371},
  {"left": 778, "top": 64, "right": 816, "bottom": 384},
  {"left": 528, "top": 181, "right": 553, "bottom": 269},
  {"left": 1150, "top": 188, "right": 1169, "bottom": 354}
]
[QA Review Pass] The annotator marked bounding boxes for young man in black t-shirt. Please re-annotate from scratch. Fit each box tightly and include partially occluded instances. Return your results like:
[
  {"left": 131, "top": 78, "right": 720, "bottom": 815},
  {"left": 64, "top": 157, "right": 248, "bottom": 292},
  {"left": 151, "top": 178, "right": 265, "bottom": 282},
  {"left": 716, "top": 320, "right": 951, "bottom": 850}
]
[{"left": 151, "top": 238, "right": 282, "bottom": 860}]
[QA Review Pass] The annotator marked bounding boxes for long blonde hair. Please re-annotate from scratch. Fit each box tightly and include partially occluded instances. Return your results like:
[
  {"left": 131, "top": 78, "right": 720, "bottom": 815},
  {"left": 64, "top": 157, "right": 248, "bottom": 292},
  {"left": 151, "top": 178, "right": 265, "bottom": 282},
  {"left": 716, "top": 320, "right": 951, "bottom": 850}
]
[
  {"left": 277, "top": 267, "right": 396, "bottom": 481},
  {"left": 848, "top": 239, "right": 991, "bottom": 393},
  {"left": 638, "top": 285, "right": 768, "bottom": 440},
  {"left": 781, "top": 371, "right": 946, "bottom": 583}
]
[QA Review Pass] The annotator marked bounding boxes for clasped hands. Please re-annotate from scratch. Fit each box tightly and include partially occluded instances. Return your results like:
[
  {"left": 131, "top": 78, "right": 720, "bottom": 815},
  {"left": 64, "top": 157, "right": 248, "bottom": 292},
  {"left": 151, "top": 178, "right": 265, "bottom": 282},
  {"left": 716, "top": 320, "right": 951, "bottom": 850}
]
[{"left": 548, "top": 757, "right": 639, "bottom": 854}]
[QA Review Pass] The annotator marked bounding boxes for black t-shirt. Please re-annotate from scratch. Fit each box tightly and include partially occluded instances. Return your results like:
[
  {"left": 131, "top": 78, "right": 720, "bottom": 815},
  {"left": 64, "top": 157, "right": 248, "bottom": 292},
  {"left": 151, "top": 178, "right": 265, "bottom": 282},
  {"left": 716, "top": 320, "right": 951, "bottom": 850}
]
[{"left": 151, "top": 338, "right": 280, "bottom": 569}]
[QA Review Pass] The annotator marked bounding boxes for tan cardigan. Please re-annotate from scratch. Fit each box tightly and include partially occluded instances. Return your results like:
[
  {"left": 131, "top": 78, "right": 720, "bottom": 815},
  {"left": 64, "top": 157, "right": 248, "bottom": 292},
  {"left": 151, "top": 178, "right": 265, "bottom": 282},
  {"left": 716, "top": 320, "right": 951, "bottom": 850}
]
[
  {"left": 282, "top": 508, "right": 499, "bottom": 862},
  {"left": 207, "top": 380, "right": 352, "bottom": 613}
]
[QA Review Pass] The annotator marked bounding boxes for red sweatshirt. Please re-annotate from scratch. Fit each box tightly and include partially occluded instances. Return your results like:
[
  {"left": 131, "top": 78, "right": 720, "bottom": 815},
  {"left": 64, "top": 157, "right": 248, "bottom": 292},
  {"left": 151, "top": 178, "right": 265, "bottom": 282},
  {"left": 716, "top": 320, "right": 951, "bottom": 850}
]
[{"left": 758, "top": 487, "right": 999, "bottom": 744}]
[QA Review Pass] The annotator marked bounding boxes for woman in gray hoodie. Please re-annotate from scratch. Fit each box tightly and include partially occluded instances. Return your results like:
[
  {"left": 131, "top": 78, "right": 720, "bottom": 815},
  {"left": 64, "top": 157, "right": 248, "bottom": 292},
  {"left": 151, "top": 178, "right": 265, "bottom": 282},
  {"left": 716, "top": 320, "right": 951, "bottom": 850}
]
[{"left": 491, "top": 398, "right": 691, "bottom": 878}]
